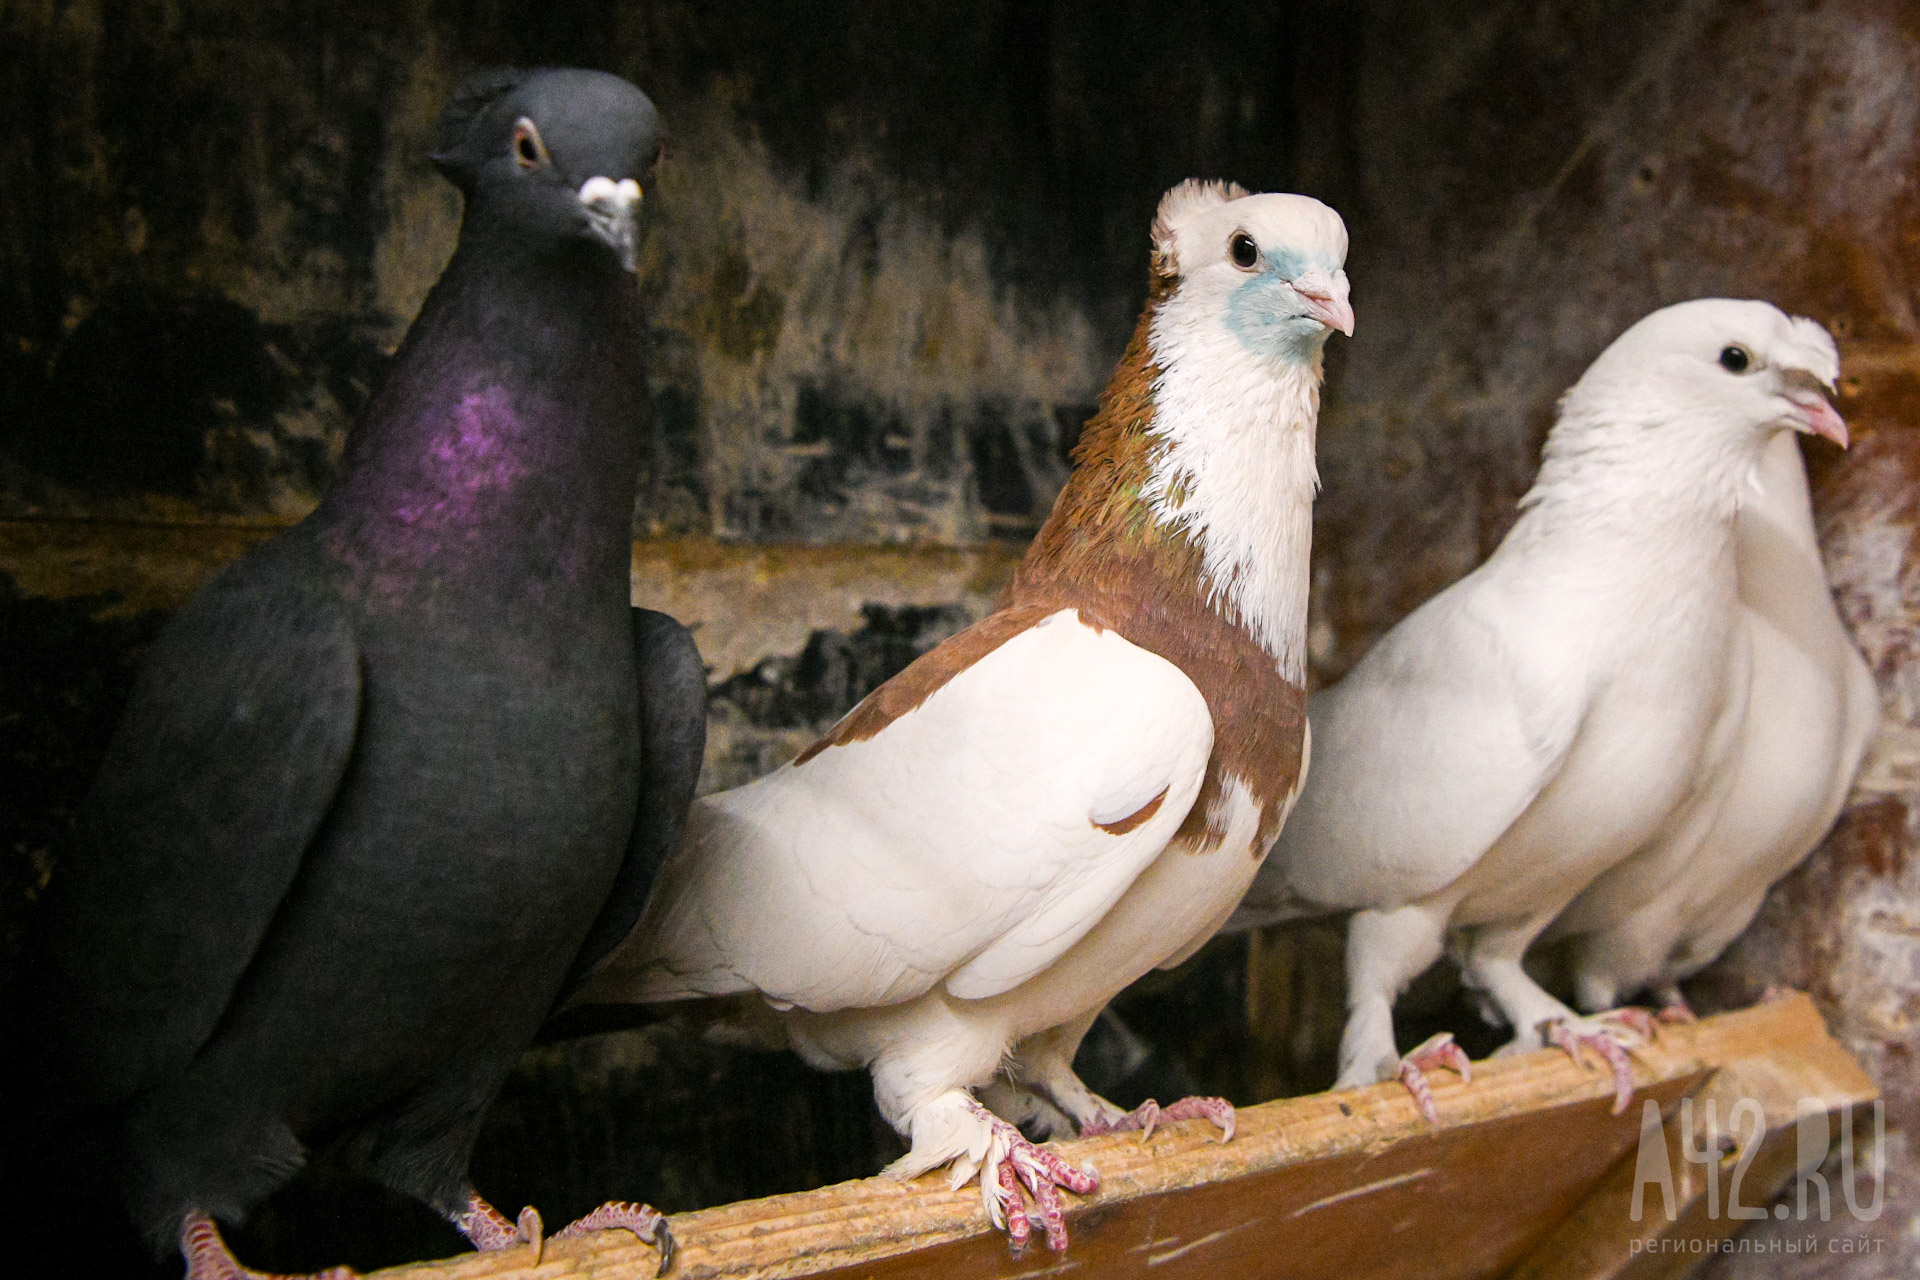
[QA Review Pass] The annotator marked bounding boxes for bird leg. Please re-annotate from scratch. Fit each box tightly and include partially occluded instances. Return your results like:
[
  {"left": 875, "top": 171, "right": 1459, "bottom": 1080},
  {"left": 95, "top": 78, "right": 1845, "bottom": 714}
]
[
  {"left": 1337, "top": 901, "right": 1452, "bottom": 1119},
  {"left": 452, "top": 1191, "right": 673, "bottom": 1276},
  {"left": 1005, "top": 1016, "right": 1234, "bottom": 1145},
  {"left": 1395, "top": 1031, "right": 1473, "bottom": 1125},
  {"left": 978, "top": 1077, "right": 1080, "bottom": 1140},
  {"left": 180, "top": 1212, "right": 356, "bottom": 1280},
  {"left": 888, "top": 1089, "right": 1096, "bottom": 1254}
]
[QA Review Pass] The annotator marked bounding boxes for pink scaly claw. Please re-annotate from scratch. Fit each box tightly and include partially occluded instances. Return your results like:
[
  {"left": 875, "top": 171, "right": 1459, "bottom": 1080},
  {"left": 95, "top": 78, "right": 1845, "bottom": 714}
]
[
  {"left": 517, "top": 1207, "right": 544, "bottom": 1267},
  {"left": 965, "top": 1097, "right": 1096, "bottom": 1253},
  {"left": 1079, "top": 1097, "right": 1162, "bottom": 1141},
  {"left": 1547, "top": 1019, "right": 1636, "bottom": 1115},
  {"left": 994, "top": 1158, "right": 1030, "bottom": 1253},
  {"left": 451, "top": 1192, "right": 537, "bottom": 1253},
  {"left": 1156, "top": 1095, "right": 1236, "bottom": 1142},
  {"left": 554, "top": 1200, "right": 676, "bottom": 1276},
  {"left": 180, "top": 1212, "right": 358, "bottom": 1280},
  {"left": 1013, "top": 1154, "right": 1071, "bottom": 1254},
  {"left": 1397, "top": 1032, "right": 1471, "bottom": 1125},
  {"left": 1080, "top": 1095, "right": 1234, "bottom": 1144}
]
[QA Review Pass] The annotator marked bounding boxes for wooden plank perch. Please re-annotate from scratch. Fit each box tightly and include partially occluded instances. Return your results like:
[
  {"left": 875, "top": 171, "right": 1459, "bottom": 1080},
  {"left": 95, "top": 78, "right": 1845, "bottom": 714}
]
[{"left": 374, "top": 993, "right": 1873, "bottom": 1280}]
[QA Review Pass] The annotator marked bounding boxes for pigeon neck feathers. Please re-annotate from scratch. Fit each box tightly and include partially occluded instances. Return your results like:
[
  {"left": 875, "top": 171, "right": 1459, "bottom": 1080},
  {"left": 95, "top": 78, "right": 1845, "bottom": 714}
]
[
  {"left": 1518, "top": 298, "right": 1841, "bottom": 544},
  {"left": 1140, "top": 265, "right": 1324, "bottom": 679},
  {"left": 1522, "top": 395, "right": 1769, "bottom": 532},
  {"left": 316, "top": 237, "right": 645, "bottom": 597},
  {"left": 1000, "top": 252, "right": 1326, "bottom": 853},
  {"left": 1014, "top": 273, "right": 1322, "bottom": 683},
  {"left": 308, "top": 66, "right": 664, "bottom": 602}
]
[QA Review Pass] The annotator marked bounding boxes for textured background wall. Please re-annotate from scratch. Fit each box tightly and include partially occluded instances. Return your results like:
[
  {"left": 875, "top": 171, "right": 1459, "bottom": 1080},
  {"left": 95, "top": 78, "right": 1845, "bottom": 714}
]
[{"left": 3, "top": 0, "right": 1918, "bottom": 1274}]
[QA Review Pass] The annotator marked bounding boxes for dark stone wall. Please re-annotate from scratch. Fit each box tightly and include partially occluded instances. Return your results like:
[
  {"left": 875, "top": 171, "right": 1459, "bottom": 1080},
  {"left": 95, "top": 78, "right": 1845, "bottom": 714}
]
[{"left": 0, "top": 0, "right": 1333, "bottom": 540}]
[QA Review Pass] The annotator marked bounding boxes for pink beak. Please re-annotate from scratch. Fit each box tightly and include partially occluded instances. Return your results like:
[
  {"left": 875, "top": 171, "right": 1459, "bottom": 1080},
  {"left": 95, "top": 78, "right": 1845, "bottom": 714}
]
[
  {"left": 1792, "top": 393, "right": 1849, "bottom": 449},
  {"left": 1293, "top": 271, "right": 1355, "bottom": 337}
]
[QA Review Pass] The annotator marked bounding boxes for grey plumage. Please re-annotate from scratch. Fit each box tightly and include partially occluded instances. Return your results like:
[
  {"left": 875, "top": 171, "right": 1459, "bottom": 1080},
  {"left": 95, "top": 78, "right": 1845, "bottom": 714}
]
[{"left": 28, "top": 66, "right": 687, "bottom": 1275}]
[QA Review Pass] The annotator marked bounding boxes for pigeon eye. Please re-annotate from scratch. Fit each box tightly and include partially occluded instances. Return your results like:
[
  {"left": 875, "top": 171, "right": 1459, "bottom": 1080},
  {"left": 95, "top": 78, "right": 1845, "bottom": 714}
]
[
  {"left": 1718, "top": 345, "right": 1752, "bottom": 374},
  {"left": 1228, "top": 231, "right": 1259, "bottom": 271},
  {"left": 511, "top": 117, "right": 549, "bottom": 170}
]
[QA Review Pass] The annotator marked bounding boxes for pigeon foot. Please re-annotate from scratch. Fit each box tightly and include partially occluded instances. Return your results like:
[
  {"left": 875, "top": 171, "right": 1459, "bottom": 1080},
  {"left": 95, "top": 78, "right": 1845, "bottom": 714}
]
[
  {"left": 455, "top": 1193, "right": 672, "bottom": 1275},
  {"left": 1594, "top": 1004, "right": 1693, "bottom": 1043},
  {"left": 555, "top": 1201, "right": 676, "bottom": 1275},
  {"left": 181, "top": 1212, "right": 357, "bottom": 1280},
  {"left": 1545, "top": 1014, "right": 1647, "bottom": 1115},
  {"left": 1397, "top": 1032, "right": 1472, "bottom": 1124},
  {"left": 1079, "top": 1095, "right": 1235, "bottom": 1144},
  {"left": 966, "top": 1097, "right": 1098, "bottom": 1255}
]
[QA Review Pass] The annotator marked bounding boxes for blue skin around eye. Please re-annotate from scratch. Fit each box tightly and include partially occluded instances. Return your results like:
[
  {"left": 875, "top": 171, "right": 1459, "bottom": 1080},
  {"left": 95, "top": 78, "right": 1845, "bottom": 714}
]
[{"left": 1225, "top": 249, "right": 1339, "bottom": 361}]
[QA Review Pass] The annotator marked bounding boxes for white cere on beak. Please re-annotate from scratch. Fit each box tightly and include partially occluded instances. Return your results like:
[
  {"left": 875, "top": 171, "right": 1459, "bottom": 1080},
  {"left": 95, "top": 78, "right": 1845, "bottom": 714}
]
[
  {"left": 1292, "top": 268, "right": 1355, "bottom": 338},
  {"left": 578, "top": 176, "right": 643, "bottom": 272}
]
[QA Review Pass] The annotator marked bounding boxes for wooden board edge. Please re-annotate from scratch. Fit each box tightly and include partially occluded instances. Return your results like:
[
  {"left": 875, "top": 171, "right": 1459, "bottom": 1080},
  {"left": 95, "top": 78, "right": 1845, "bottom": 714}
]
[
  {"left": 1505, "top": 993, "right": 1880, "bottom": 1280},
  {"left": 372, "top": 995, "right": 1856, "bottom": 1279}
]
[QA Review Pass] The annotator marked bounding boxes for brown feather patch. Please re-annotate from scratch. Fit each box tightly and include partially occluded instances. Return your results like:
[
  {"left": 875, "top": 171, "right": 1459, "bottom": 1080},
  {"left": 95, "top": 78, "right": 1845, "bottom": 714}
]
[
  {"left": 792, "top": 604, "right": 1064, "bottom": 765},
  {"left": 1094, "top": 785, "right": 1169, "bottom": 836},
  {"left": 794, "top": 281, "right": 1307, "bottom": 857}
]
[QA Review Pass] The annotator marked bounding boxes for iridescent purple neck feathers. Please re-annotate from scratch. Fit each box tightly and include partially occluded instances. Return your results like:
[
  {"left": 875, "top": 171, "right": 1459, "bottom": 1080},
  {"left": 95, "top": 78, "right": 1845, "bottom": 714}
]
[{"left": 315, "top": 244, "right": 643, "bottom": 605}]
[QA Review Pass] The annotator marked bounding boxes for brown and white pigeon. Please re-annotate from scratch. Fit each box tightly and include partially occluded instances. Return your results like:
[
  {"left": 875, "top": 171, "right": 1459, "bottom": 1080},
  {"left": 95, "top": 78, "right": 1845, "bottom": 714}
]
[
  {"left": 1230, "top": 298, "right": 1849, "bottom": 1119},
  {"left": 575, "top": 180, "right": 1351, "bottom": 1253},
  {"left": 1544, "top": 426, "right": 1876, "bottom": 1017}
]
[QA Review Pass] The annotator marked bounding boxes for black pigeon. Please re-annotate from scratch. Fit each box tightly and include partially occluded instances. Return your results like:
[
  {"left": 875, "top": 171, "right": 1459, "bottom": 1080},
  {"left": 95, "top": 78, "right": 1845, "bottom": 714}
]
[{"left": 28, "top": 68, "right": 698, "bottom": 1279}]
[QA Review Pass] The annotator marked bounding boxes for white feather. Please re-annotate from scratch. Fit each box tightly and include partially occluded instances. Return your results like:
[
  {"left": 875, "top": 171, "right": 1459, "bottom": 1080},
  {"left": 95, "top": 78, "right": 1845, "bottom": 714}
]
[
  {"left": 1548, "top": 429, "right": 1877, "bottom": 1010},
  {"left": 593, "top": 610, "right": 1214, "bottom": 1012}
]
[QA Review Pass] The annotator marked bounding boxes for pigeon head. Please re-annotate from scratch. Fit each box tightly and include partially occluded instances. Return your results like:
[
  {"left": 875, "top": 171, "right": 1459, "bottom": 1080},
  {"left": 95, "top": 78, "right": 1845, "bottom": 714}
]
[
  {"left": 432, "top": 68, "right": 666, "bottom": 272},
  {"left": 1149, "top": 180, "right": 1353, "bottom": 361},
  {"left": 1568, "top": 298, "right": 1847, "bottom": 452}
]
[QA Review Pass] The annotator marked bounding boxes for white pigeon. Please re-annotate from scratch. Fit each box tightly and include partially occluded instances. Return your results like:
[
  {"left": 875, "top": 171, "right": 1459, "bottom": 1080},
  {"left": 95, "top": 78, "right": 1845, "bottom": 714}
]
[
  {"left": 575, "top": 180, "right": 1352, "bottom": 1253},
  {"left": 1229, "top": 298, "right": 1850, "bottom": 1118},
  {"left": 1544, "top": 426, "right": 1876, "bottom": 1015}
]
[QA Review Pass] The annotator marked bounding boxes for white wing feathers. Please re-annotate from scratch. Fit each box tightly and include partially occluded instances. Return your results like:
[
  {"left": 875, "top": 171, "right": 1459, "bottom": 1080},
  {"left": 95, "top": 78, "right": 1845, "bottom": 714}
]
[
  {"left": 1549, "top": 432, "right": 1876, "bottom": 969},
  {"left": 1269, "top": 576, "right": 1585, "bottom": 912},
  {"left": 590, "top": 609, "right": 1213, "bottom": 1013}
]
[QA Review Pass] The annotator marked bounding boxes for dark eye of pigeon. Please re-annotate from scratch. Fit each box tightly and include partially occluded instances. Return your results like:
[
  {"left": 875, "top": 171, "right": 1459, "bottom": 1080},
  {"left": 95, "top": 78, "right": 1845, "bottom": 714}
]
[
  {"left": 1229, "top": 231, "right": 1260, "bottom": 271},
  {"left": 1718, "top": 345, "right": 1752, "bottom": 374},
  {"left": 511, "top": 117, "right": 549, "bottom": 170}
]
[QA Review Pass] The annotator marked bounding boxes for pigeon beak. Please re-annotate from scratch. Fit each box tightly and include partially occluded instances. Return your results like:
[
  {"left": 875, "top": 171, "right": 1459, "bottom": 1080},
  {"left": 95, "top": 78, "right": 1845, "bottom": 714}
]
[
  {"left": 1789, "top": 392, "right": 1849, "bottom": 449},
  {"left": 1293, "top": 269, "right": 1355, "bottom": 337},
  {"left": 579, "top": 176, "right": 644, "bottom": 272}
]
